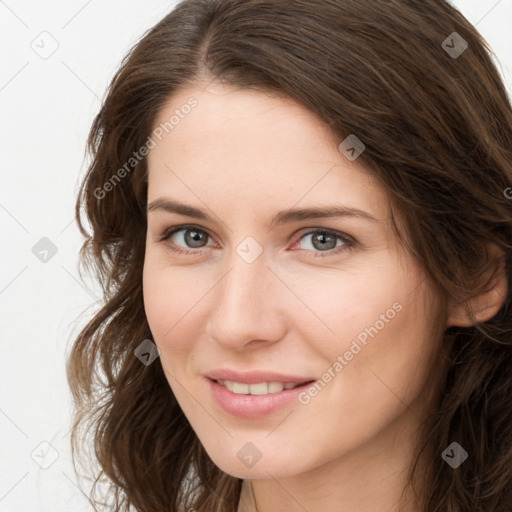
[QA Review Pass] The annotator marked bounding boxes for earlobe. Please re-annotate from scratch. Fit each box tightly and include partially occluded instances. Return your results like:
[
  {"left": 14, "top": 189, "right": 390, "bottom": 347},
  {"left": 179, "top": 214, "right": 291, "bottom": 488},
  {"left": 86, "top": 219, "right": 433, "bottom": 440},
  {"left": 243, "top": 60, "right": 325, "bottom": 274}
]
[{"left": 446, "top": 244, "right": 508, "bottom": 328}]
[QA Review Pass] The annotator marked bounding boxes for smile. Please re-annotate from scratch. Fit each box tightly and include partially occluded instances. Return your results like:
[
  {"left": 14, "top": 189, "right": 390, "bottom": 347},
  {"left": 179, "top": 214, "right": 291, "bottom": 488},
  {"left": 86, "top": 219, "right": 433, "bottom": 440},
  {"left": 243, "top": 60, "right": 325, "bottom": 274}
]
[
  {"left": 208, "top": 377, "right": 316, "bottom": 418},
  {"left": 216, "top": 379, "right": 306, "bottom": 395}
]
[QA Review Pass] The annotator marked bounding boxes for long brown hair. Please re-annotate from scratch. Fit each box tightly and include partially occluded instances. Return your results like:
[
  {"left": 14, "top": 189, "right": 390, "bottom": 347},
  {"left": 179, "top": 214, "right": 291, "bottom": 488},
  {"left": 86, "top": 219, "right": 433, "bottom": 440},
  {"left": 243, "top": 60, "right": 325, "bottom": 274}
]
[{"left": 67, "top": 1, "right": 512, "bottom": 510}]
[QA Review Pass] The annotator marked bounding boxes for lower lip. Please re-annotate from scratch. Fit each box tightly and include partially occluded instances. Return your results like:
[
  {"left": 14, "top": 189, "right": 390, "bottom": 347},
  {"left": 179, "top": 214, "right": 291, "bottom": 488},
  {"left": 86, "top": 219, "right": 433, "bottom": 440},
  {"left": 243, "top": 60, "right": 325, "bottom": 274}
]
[{"left": 207, "top": 378, "right": 314, "bottom": 419}]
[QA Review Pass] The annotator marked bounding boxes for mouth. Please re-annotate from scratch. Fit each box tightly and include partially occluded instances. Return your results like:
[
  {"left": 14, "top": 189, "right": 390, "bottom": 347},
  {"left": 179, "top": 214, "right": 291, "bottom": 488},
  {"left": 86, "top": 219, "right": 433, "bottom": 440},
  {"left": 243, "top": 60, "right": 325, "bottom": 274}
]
[
  {"left": 207, "top": 376, "right": 316, "bottom": 418},
  {"left": 214, "top": 379, "right": 313, "bottom": 396}
]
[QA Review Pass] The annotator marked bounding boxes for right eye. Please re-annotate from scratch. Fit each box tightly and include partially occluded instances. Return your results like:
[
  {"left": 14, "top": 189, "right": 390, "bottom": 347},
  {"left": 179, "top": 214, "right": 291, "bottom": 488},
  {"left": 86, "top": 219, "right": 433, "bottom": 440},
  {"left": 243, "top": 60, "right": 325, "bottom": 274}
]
[{"left": 159, "top": 224, "right": 216, "bottom": 254}]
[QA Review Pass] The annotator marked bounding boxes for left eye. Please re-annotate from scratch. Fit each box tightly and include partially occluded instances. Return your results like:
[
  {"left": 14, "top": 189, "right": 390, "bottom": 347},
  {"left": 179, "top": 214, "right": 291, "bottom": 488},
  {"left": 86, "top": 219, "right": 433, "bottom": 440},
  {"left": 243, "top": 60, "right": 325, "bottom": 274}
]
[{"left": 294, "top": 230, "right": 352, "bottom": 253}]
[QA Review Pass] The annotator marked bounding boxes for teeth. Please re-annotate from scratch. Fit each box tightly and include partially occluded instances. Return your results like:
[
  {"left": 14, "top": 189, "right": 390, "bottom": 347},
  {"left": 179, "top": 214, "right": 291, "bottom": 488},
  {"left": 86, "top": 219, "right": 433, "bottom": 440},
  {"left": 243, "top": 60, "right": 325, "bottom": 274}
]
[
  {"left": 268, "top": 382, "right": 284, "bottom": 393},
  {"left": 217, "top": 380, "right": 304, "bottom": 395},
  {"left": 232, "top": 382, "right": 250, "bottom": 394}
]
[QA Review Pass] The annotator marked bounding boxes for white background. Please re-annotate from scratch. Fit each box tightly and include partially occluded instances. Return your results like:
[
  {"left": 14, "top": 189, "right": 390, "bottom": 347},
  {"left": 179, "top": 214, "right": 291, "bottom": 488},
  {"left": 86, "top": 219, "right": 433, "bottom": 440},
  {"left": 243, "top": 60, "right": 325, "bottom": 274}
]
[{"left": 1, "top": 1, "right": 511, "bottom": 510}]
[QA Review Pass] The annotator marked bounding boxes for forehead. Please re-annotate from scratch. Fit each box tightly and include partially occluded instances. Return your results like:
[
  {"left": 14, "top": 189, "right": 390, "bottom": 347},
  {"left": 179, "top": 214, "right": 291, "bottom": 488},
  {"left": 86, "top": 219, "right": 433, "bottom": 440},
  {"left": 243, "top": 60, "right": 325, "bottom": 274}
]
[{"left": 147, "top": 83, "right": 387, "bottom": 221}]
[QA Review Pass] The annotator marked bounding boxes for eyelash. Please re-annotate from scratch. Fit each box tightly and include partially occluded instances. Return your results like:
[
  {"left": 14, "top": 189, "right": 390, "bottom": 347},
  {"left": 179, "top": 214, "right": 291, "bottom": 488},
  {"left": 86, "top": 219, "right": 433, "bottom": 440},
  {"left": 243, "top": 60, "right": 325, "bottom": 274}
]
[{"left": 158, "top": 223, "right": 356, "bottom": 259}]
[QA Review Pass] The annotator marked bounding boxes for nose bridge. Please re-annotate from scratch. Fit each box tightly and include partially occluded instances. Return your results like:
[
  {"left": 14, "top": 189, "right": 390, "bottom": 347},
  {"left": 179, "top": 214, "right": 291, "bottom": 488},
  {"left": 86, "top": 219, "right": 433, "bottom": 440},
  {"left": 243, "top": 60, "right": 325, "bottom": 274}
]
[
  {"left": 219, "top": 248, "right": 270, "bottom": 322},
  {"left": 207, "top": 244, "right": 284, "bottom": 348}
]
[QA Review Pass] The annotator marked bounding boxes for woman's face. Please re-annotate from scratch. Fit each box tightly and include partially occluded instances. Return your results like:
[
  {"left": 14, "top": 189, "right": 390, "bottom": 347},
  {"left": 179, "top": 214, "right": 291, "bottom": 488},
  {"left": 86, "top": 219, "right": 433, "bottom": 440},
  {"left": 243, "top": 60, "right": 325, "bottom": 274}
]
[{"left": 143, "top": 82, "right": 445, "bottom": 480}]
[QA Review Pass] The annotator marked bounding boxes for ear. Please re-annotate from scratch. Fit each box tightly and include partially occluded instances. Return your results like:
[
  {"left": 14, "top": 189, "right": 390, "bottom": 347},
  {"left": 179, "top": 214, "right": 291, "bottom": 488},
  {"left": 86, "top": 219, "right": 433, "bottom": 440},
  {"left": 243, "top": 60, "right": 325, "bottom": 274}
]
[{"left": 446, "top": 243, "right": 508, "bottom": 328}]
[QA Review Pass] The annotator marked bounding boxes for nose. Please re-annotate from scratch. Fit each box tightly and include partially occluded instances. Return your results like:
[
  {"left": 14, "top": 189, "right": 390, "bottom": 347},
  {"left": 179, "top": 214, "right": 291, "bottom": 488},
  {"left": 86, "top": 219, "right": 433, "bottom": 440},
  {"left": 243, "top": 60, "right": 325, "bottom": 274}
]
[{"left": 206, "top": 248, "right": 288, "bottom": 351}]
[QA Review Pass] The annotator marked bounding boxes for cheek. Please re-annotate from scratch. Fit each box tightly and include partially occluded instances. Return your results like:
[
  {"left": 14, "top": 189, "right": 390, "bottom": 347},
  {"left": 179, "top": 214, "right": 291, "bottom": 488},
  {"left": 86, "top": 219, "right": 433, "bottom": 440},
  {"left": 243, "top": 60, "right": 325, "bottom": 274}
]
[
  {"left": 142, "top": 260, "right": 213, "bottom": 357},
  {"left": 142, "top": 262, "right": 184, "bottom": 346},
  {"left": 301, "top": 257, "right": 436, "bottom": 394},
  {"left": 328, "top": 271, "right": 440, "bottom": 410},
  {"left": 142, "top": 266, "right": 198, "bottom": 401},
  {"left": 285, "top": 264, "right": 403, "bottom": 356},
  {"left": 142, "top": 264, "right": 168, "bottom": 336}
]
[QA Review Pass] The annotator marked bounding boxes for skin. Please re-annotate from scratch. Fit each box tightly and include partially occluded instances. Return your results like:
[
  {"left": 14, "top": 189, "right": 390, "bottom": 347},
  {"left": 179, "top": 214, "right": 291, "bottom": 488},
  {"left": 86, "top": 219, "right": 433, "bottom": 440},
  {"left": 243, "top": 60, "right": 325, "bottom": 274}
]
[{"left": 142, "top": 82, "right": 504, "bottom": 512}]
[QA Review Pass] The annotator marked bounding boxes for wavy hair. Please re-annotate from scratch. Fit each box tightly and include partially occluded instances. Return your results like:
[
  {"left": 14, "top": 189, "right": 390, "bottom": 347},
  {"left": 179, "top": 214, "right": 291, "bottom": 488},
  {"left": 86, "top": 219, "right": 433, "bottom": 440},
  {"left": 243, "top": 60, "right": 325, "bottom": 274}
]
[{"left": 67, "top": 1, "right": 512, "bottom": 510}]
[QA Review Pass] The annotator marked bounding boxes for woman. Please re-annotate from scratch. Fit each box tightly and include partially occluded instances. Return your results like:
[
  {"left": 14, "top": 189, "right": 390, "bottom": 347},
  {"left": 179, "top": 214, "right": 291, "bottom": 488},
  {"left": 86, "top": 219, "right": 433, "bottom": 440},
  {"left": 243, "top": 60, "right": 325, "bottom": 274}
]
[{"left": 67, "top": 1, "right": 512, "bottom": 511}]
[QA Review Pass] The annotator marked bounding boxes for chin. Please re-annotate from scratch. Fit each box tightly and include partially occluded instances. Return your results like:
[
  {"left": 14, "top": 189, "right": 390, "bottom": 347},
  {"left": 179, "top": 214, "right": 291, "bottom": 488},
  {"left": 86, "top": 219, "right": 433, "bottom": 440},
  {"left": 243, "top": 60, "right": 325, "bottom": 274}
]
[{"left": 203, "top": 445, "right": 306, "bottom": 480}]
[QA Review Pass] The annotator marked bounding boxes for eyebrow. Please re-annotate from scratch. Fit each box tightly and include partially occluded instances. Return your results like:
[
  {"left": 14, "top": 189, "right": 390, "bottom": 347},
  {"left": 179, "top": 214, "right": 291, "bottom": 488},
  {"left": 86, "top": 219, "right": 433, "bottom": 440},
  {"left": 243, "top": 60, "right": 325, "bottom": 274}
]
[{"left": 146, "top": 198, "right": 380, "bottom": 227}]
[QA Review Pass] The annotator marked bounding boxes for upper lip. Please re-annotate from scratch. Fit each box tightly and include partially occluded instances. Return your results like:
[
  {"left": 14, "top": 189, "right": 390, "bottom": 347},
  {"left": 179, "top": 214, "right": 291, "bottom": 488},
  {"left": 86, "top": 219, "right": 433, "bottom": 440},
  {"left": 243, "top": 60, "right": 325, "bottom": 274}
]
[{"left": 205, "top": 369, "right": 316, "bottom": 384}]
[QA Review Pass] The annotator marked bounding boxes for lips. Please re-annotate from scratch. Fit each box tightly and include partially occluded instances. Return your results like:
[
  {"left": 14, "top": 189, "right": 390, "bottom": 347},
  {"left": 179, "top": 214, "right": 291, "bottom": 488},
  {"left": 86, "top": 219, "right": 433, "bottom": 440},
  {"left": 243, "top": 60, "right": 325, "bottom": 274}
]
[
  {"left": 205, "top": 369, "right": 316, "bottom": 418},
  {"left": 205, "top": 369, "right": 315, "bottom": 385}
]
